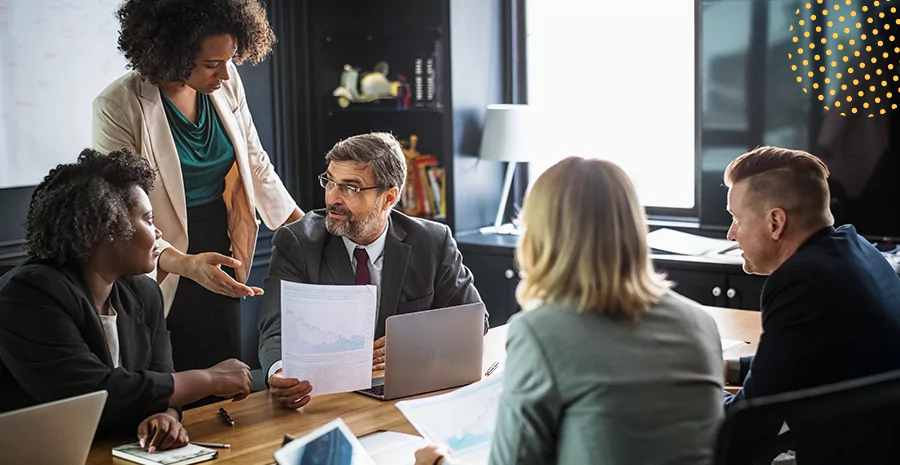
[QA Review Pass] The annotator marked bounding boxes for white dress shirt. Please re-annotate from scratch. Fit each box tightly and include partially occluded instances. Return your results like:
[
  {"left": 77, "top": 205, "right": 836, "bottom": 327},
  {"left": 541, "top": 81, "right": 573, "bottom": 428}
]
[
  {"left": 268, "top": 224, "right": 389, "bottom": 379},
  {"left": 98, "top": 305, "right": 121, "bottom": 369}
]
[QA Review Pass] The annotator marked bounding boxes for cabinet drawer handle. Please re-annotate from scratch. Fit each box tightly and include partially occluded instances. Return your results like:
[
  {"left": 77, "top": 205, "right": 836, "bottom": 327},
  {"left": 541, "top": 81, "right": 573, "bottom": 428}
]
[
  {"left": 726, "top": 288, "right": 737, "bottom": 299},
  {"left": 504, "top": 269, "right": 515, "bottom": 280},
  {"left": 712, "top": 286, "right": 722, "bottom": 297}
]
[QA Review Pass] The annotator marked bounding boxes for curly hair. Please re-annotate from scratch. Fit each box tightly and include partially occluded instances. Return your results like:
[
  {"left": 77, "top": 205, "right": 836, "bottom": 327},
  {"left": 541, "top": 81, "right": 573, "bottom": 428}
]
[
  {"left": 116, "top": 0, "right": 276, "bottom": 85},
  {"left": 25, "top": 148, "right": 157, "bottom": 265}
]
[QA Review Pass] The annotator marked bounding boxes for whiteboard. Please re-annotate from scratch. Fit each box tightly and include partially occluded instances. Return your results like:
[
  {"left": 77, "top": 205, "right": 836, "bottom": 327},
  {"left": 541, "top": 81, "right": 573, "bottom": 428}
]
[{"left": 0, "top": 0, "right": 129, "bottom": 188}]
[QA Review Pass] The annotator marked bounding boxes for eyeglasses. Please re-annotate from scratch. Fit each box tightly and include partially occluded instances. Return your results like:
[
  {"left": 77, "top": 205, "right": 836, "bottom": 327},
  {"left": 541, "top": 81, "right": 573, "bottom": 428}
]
[{"left": 318, "top": 173, "right": 385, "bottom": 198}]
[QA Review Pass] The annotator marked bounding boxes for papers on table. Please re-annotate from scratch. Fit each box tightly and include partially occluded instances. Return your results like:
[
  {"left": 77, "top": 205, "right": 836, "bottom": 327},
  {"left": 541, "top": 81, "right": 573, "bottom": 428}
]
[
  {"left": 648, "top": 228, "right": 736, "bottom": 256},
  {"left": 358, "top": 431, "right": 427, "bottom": 465},
  {"left": 281, "top": 282, "right": 377, "bottom": 396},
  {"left": 721, "top": 338, "right": 749, "bottom": 352},
  {"left": 396, "top": 373, "right": 505, "bottom": 464}
]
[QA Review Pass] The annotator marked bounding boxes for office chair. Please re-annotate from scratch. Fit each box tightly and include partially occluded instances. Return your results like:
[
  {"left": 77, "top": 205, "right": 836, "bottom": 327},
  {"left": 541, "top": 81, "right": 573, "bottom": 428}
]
[
  {"left": 713, "top": 368, "right": 900, "bottom": 465},
  {"left": 0, "top": 264, "right": 14, "bottom": 278}
]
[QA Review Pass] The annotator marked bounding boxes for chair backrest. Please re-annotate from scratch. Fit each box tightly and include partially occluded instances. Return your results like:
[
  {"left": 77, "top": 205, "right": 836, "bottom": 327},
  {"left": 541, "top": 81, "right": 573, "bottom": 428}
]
[
  {"left": 714, "top": 368, "right": 900, "bottom": 465},
  {"left": 0, "top": 264, "right": 14, "bottom": 278}
]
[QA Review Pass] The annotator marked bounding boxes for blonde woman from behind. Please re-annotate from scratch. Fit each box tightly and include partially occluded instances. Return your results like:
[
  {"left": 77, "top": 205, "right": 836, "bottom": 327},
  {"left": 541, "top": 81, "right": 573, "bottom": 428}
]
[{"left": 416, "top": 157, "right": 724, "bottom": 465}]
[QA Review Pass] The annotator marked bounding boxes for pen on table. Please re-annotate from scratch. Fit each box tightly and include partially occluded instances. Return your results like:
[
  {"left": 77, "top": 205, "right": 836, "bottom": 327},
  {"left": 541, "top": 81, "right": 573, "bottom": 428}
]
[
  {"left": 191, "top": 441, "right": 231, "bottom": 449},
  {"left": 485, "top": 361, "right": 499, "bottom": 377},
  {"left": 219, "top": 407, "right": 235, "bottom": 426}
]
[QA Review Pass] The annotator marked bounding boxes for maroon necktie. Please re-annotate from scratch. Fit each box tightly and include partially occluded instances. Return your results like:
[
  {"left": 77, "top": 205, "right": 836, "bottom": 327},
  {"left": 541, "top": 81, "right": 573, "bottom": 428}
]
[{"left": 354, "top": 248, "right": 371, "bottom": 285}]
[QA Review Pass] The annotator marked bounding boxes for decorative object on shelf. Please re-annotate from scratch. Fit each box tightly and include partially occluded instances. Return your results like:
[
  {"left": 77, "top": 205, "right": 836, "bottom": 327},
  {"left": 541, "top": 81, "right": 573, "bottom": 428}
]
[
  {"left": 411, "top": 40, "right": 442, "bottom": 109},
  {"left": 478, "top": 104, "right": 538, "bottom": 235},
  {"left": 396, "top": 74, "right": 411, "bottom": 110},
  {"left": 332, "top": 61, "right": 400, "bottom": 108},
  {"left": 399, "top": 135, "right": 446, "bottom": 220}
]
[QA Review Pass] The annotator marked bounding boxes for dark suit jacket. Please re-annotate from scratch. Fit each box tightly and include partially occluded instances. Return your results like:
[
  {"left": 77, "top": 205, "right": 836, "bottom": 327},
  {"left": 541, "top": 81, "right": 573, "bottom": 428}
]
[
  {"left": 728, "top": 225, "right": 900, "bottom": 463},
  {"left": 257, "top": 209, "right": 486, "bottom": 374},
  {"left": 0, "top": 259, "right": 176, "bottom": 428}
]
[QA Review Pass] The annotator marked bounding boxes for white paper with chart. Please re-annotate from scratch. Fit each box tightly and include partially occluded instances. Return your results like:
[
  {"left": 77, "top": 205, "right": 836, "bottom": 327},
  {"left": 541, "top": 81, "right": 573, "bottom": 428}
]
[
  {"left": 281, "top": 282, "right": 377, "bottom": 396},
  {"left": 395, "top": 373, "right": 505, "bottom": 464}
]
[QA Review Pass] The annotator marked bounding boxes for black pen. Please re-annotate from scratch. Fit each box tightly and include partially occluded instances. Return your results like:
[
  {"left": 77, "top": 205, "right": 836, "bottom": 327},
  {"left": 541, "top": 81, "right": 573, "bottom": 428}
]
[{"left": 219, "top": 407, "right": 235, "bottom": 426}]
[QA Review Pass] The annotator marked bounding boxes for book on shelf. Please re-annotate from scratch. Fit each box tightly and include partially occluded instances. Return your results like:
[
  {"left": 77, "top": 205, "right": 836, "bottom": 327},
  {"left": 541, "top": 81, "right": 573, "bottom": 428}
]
[
  {"left": 414, "top": 58, "right": 424, "bottom": 104},
  {"left": 399, "top": 135, "right": 446, "bottom": 221}
]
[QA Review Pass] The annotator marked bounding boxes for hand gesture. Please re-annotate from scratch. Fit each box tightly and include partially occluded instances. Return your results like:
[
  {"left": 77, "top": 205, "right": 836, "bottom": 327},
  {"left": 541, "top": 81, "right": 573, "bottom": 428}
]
[
  {"left": 268, "top": 370, "right": 313, "bottom": 409},
  {"left": 414, "top": 444, "right": 450, "bottom": 465},
  {"left": 373, "top": 336, "right": 386, "bottom": 371},
  {"left": 137, "top": 412, "right": 189, "bottom": 453},
  {"left": 207, "top": 358, "right": 252, "bottom": 401},
  {"left": 186, "top": 252, "right": 264, "bottom": 298}
]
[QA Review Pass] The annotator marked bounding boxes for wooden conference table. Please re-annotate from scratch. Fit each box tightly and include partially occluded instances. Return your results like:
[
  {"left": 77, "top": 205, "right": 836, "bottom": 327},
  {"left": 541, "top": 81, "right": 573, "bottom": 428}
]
[{"left": 86, "top": 306, "right": 761, "bottom": 464}]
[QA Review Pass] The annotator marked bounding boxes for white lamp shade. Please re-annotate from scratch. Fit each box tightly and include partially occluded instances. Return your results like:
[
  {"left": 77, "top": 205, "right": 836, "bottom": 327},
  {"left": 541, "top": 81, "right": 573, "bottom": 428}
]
[{"left": 478, "top": 104, "right": 538, "bottom": 162}]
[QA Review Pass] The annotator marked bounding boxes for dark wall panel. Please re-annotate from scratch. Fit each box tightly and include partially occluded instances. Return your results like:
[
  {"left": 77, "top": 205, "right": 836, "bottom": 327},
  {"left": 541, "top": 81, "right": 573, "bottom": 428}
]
[{"left": 450, "top": 0, "right": 505, "bottom": 233}]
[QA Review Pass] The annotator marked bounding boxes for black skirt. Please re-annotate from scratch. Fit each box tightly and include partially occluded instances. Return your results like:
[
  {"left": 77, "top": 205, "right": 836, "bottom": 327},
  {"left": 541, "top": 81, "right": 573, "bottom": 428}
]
[{"left": 166, "top": 198, "right": 242, "bottom": 373}]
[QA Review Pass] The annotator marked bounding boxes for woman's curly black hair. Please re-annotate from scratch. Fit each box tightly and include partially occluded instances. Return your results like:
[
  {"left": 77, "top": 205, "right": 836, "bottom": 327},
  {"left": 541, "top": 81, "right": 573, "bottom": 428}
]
[
  {"left": 116, "top": 0, "right": 276, "bottom": 85},
  {"left": 25, "top": 148, "right": 156, "bottom": 265}
]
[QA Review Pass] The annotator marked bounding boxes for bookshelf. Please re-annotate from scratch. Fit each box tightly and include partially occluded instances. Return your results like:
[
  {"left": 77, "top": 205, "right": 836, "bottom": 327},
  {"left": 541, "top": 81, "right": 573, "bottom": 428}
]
[{"left": 306, "top": 0, "right": 457, "bottom": 229}]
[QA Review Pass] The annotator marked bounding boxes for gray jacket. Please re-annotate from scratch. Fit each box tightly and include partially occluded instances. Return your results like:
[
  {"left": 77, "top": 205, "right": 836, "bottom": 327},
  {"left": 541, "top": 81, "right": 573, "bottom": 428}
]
[
  {"left": 488, "top": 291, "right": 724, "bottom": 465},
  {"left": 257, "top": 209, "right": 485, "bottom": 374}
]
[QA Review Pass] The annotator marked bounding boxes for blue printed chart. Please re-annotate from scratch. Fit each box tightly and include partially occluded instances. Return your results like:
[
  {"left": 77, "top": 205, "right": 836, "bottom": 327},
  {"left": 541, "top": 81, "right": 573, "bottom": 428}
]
[
  {"left": 285, "top": 309, "right": 369, "bottom": 355},
  {"left": 396, "top": 373, "right": 504, "bottom": 462}
]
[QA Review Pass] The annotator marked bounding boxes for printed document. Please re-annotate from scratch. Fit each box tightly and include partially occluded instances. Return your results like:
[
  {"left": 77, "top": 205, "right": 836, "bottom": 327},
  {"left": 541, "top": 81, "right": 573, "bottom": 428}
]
[
  {"left": 359, "top": 431, "right": 427, "bottom": 465},
  {"left": 647, "top": 227, "right": 735, "bottom": 256},
  {"left": 721, "top": 338, "right": 749, "bottom": 352},
  {"left": 281, "top": 282, "right": 377, "bottom": 396},
  {"left": 396, "top": 373, "right": 505, "bottom": 464}
]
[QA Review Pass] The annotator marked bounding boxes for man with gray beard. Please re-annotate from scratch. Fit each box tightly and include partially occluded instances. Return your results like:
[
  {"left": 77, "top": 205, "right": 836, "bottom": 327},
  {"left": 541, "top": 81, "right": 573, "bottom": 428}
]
[{"left": 257, "top": 132, "right": 485, "bottom": 409}]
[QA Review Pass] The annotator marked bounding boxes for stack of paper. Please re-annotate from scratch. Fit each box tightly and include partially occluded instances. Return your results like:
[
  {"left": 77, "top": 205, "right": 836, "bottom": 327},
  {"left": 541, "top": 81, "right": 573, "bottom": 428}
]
[
  {"left": 647, "top": 228, "right": 735, "bottom": 256},
  {"left": 358, "top": 431, "right": 428, "bottom": 465},
  {"left": 395, "top": 374, "right": 505, "bottom": 464},
  {"left": 721, "top": 338, "right": 749, "bottom": 352}
]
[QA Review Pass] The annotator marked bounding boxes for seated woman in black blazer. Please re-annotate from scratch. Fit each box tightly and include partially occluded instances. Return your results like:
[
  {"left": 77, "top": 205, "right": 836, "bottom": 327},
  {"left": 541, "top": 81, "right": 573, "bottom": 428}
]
[{"left": 0, "top": 149, "right": 252, "bottom": 452}]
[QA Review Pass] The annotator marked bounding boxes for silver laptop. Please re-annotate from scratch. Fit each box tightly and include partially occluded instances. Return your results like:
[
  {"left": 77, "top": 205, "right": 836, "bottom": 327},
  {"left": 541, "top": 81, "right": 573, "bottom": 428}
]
[
  {"left": 358, "top": 302, "right": 485, "bottom": 400},
  {"left": 0, "top": 390, "right": 107, "bottom": 465}
]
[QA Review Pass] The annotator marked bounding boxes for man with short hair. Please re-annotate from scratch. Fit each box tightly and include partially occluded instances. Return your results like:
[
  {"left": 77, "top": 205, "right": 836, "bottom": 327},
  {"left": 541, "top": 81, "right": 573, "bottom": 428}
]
[
  {"left": 257, "top": 132, "right": 486, "bottom": 409},
  {"left": 723, "top": 146, "right": 900, "bottom": 463}
]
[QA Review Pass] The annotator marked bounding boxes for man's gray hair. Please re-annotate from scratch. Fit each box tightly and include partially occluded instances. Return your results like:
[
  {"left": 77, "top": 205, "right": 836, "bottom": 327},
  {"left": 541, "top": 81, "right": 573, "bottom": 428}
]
[{"left": 325, "top": 132, "right": 407, "bottom": 195}]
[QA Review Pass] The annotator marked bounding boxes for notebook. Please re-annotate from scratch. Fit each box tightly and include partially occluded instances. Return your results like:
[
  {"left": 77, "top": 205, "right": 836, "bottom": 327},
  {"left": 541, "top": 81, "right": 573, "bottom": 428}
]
[{"left": 111, "top": 442, "right": 218, "bottom": 465}]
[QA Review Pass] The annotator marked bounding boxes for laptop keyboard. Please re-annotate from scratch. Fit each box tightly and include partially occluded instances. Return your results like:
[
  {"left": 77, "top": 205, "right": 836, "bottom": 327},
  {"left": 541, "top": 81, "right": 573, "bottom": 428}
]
[{"left": 361, "top": 384, "right": 385, "bottom": 397}]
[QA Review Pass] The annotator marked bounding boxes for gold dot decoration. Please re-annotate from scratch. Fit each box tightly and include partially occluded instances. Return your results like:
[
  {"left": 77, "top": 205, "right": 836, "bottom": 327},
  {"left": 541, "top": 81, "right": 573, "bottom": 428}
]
[{"left": 793, "top": 0, "right": 900, "bottom": 116}]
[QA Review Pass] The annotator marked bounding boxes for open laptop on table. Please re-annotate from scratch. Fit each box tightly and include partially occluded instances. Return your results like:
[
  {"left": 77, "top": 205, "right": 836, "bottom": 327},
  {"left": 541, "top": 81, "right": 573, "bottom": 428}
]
[
  {"left": 357, "top": 302, "right": 485, "bottom": 400},
  {"left": 0, "top": 390, "right": 107, "bottom": 465}
]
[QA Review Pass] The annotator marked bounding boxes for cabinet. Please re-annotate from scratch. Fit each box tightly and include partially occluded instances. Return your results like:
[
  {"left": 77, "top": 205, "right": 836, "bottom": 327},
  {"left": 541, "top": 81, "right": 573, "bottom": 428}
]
[
  {"left": 456, "top": 233, "right": 767, "bottom": 325},
  {"left": 464, "top": 251, "right": 520, "bottom": 328},
  {"left": 456, "top": 232, "right": 522, "bottom": 327},
  {"left": 655, "top": 261, "right": 765, "bottom": 310}
]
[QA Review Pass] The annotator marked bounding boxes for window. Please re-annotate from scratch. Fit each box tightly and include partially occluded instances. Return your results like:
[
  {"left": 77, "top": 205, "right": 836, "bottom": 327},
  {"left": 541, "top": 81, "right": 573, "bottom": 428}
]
[{"left": 525, "top": 0, "right": 697, "bottom": 210}]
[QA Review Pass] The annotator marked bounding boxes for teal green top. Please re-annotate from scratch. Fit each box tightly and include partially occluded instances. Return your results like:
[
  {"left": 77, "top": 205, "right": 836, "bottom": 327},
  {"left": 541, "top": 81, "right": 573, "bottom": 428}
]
[
  {"left": 487, "top": 291, "right": 724, "bottom": 465},
  {"left": 160, "top": 89, "right": 236, "bottom": 208}
]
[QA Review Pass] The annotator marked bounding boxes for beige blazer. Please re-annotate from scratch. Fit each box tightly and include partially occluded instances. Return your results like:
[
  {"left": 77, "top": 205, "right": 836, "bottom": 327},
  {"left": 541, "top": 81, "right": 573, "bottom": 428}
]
[{"left": 92, "top": 63, "right": 298, "bottom": 315}]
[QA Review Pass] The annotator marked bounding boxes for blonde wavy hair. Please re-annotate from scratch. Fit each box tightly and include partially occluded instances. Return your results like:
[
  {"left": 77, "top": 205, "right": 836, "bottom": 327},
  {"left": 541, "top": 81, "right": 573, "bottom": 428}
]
[{"left": 516, "top": 157, "right": 671, "bottom": 322}]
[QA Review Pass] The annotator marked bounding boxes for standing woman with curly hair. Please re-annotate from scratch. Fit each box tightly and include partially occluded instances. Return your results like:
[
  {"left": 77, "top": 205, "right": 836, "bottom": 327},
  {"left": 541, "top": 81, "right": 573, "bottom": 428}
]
[{"left": 93, "top": 0, "right": 304, "bottom": 374}]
